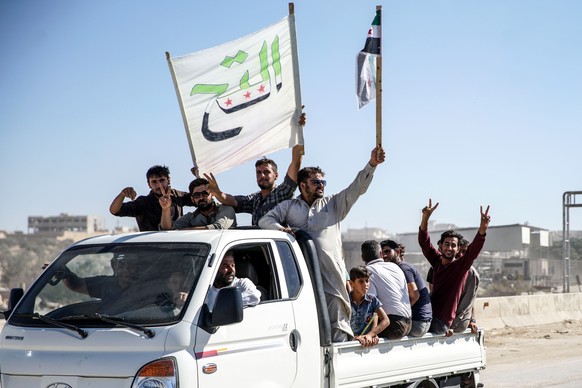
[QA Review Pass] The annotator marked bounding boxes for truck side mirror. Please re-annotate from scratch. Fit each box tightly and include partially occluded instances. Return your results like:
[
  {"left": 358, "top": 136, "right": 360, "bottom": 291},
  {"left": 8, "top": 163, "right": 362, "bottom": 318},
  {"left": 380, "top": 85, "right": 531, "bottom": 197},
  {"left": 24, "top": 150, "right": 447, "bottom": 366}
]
[
  {"left": 1, "top": 288, "right": 24, "bottom": 319},
  {"left": 202, "top": 287, "right": 243, "bottom": 331}
]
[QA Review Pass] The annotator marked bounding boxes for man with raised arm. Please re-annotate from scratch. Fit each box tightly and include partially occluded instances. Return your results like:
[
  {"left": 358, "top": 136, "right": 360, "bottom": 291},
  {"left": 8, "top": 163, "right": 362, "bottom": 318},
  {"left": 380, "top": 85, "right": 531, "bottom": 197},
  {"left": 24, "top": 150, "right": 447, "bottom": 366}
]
[
  {"left": 109, "top": 165, "right": 193, "bottom": 231},
  {"left": 259, "top": 145, "right": 386, "bottom": 342},
  {"left": 204, "top": 113, "right": 305, "bottom": 226},
  {"left": 159, "top": 178, "right": 236, "bottom": 230},
  {"left": 418, "top": 199, "right": 490, "bottom": 336}
]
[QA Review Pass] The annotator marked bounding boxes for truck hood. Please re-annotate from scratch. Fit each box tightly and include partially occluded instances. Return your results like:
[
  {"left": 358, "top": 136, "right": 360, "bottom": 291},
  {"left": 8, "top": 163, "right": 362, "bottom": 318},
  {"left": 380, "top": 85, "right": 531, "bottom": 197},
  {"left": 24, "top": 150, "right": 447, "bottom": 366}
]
[{"left": 0, "top": 323, "right": 180, "bottom": 378}]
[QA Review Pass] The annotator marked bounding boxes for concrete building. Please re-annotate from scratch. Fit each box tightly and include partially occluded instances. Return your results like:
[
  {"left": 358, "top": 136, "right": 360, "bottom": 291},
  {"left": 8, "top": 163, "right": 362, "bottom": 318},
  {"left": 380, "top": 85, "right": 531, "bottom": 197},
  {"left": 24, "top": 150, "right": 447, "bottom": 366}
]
[
  {"left": 28, "top": 213, "right": 105, "bottom": 236},
  {"left": 342, "top": 227, "right": 389, "bottom": 242}
]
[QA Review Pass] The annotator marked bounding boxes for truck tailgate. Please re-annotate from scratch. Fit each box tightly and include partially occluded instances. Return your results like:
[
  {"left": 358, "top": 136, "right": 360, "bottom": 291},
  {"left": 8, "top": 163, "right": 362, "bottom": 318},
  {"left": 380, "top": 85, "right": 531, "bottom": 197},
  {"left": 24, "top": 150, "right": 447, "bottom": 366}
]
[{"left": 331, "top": 331, "right": 486, "bottom": 388}]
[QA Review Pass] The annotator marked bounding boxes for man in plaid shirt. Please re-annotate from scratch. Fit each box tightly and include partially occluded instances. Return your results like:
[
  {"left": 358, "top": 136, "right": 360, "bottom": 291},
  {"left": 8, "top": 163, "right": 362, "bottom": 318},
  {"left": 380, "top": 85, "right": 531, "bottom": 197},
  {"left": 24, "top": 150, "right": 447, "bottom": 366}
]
[{"left": 205, "top": 143, "right": 303, "bottom": 226}]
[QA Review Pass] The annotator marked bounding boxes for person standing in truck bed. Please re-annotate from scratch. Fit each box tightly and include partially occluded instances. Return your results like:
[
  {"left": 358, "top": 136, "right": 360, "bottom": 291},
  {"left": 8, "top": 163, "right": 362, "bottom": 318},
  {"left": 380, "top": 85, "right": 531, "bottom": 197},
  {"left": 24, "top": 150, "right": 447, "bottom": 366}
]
[
  {"left": 204, "top": 112, "right": 306, "bottom": 226},
  {"left": 109, "top": 165, "right": 193, "bottom": 231},
  {"left": 259, "top": 146, "right": 386, "bottom": 342},
  {"left": 159, "top": 178, "right": 236, "bottom": 230},
  {"left": 418, "top": 199, "right": 490, "bottom": 336}
]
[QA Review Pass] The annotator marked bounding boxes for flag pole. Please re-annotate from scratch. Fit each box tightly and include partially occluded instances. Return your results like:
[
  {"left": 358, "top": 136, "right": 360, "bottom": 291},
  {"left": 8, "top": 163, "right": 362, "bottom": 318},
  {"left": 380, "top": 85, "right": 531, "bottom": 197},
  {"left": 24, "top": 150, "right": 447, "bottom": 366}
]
[
  {"left": 375, "top": 5, "right": 382, "bottom": 148},
  {"left": 166, "top": 51, "right": 199, "bottom": 176},
  {"left": 288, "top": 2, "right": 305, "bottom": 156}
]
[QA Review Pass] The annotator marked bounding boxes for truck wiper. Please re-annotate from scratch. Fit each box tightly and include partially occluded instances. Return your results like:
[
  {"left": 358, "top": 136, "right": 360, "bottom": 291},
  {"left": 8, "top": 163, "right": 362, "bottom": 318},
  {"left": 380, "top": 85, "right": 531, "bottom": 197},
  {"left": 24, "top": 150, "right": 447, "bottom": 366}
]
[
  {"left": 32, "top": 313, "right": 88, "bottom": 338},
  {"left": 57, "top": 314, "right": 155, "bottom": 338},
  {"left": 89, "top": 313, "right": 155, "bottom": 338}
]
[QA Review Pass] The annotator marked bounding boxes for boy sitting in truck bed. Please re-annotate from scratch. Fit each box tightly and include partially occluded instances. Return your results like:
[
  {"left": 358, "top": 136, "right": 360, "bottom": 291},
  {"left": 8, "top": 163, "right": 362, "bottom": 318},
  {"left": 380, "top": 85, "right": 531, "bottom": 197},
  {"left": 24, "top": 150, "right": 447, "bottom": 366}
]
[{"left": 349, "top": 266, "right": 389, "bottom": 347}]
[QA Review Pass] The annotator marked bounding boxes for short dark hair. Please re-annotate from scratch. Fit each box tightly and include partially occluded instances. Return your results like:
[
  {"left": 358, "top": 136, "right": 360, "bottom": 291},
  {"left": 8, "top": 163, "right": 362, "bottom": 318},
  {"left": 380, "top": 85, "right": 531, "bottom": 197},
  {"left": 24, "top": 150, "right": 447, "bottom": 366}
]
[
  {"left": 189, "top": 178, "right": 209, "bottom": 193},
  {"left": 380, "top": 239, "right": 399, "bottom": 250},
  {"left": 349, "top": 266, "right": 370, "bottom": 281},
  {"left": 297, "top": 166, "right": 325, "bottom": 184},
  {"left": 361, "top": 240, "right": 382, "bottom": 263},
  {"left": 460, "top": 238, "right": 470, "bottom": 247},
  {"left": 146, "top": 165, "right": 170, "bottom": 180},
  {"left": 255, "top": 158, "right": 278, "bottom": 173},
  {"left": 438, "top": 230, "right": 464, "bottom": 245}
]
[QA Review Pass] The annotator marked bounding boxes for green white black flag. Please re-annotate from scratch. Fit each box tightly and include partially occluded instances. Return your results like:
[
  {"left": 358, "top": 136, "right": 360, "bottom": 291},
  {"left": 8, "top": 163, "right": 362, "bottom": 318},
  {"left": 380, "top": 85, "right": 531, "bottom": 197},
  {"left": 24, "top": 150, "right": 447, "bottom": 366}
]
[{"left": 356, "top": 10, "right": 381, "bottom": 109}]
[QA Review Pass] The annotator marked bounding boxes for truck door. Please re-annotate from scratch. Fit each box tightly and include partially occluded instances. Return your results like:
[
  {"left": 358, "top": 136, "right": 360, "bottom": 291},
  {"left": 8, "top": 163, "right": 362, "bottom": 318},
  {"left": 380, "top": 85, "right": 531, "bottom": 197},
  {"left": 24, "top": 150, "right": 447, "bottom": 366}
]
[{"left": 195, "top": 241, "right": 299, "bottom": 387}]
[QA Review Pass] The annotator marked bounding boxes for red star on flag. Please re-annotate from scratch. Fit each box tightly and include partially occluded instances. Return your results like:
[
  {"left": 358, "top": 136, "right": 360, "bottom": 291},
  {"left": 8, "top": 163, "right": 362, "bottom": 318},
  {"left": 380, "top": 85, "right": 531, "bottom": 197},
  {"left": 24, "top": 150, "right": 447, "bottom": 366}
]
[
  {"left": 257, "top": 84, "right": 265, "bottom": 93},
  {"left": 225, "top": 98, "right": 233, "bottom": 106},
  {"left": 244, "top": 91, "right": 252, "bottom": 99}
]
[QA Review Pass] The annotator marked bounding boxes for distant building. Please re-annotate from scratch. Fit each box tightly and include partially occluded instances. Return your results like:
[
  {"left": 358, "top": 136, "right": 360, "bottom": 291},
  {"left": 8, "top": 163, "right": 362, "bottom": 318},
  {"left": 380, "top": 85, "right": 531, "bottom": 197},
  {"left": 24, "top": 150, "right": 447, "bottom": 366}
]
[
  {"left": 113, "top": 225, "right": 139, "bottom": 234},
  {"left": 28, "top": 213, "right": 105, "bottom": 236},
  {"left": 342, "top": 227, "right": 391, "bottom": 271},
  {"left": 342, "top": 227, "right": 389, "bottom": 242}
]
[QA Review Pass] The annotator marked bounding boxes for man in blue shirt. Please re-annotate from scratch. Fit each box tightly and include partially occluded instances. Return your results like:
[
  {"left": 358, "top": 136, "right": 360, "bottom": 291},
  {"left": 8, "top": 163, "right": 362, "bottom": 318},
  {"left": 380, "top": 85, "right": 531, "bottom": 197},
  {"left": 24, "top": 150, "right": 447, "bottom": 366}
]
[{"left": 348, "top": 266, "right": 389, "bottom": 347}]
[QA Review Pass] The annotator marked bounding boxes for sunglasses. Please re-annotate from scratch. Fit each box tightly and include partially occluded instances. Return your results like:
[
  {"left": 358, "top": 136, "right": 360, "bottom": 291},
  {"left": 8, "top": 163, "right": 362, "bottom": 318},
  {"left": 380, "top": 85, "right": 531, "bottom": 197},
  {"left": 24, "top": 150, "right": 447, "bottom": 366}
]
[
  {"left": 191, "top": 190, "right": 210, "bottom": 199},
  {"left": 310, "top": 179, "right": 327, "bottom": 187}
]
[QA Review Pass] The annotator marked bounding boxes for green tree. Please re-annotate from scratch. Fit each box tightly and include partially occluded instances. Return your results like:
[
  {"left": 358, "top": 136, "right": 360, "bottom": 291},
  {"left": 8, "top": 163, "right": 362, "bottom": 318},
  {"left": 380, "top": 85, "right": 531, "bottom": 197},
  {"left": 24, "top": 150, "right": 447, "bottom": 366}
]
[
  {"left": 549, "top": 237, "right": 582, "bottom": 261},
  {"left": 0, "top": 237, "right": 72, "bottom": 290}
]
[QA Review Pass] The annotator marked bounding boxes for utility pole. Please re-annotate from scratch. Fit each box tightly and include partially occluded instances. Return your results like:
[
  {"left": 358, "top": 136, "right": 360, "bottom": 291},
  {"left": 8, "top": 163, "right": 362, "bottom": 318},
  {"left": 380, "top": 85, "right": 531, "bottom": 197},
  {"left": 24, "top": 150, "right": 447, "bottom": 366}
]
[{"left": 562, "top": 191, "right": 582, "bottom": 293}]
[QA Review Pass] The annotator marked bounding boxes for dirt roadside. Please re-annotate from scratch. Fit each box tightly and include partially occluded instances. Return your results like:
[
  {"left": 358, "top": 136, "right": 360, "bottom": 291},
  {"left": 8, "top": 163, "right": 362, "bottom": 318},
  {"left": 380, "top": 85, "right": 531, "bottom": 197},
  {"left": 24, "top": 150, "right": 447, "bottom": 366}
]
[{"left": 484, "top": 319, "right": 582, "bottom": 364}]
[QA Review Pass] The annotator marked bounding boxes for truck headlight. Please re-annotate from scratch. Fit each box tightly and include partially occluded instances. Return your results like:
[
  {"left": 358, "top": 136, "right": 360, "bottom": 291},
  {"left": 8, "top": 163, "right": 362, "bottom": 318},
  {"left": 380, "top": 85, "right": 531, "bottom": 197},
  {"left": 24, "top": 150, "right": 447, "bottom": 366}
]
[{"left": 132, "top": 358, "right": 177, "bottom": 388}]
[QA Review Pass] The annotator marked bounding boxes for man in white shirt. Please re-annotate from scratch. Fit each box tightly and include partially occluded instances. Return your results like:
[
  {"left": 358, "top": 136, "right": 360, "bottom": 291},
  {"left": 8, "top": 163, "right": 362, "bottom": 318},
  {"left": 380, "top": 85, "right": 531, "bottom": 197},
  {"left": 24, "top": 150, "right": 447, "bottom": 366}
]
[
  {"left": 362, "top": 240, "right": 412, "bottom": 340},
  {"left": 259, "top": 146, "right": 386, "bottom": 342},
  {"left": 206, "top": 251, "right": 261, "bottom": 310}
]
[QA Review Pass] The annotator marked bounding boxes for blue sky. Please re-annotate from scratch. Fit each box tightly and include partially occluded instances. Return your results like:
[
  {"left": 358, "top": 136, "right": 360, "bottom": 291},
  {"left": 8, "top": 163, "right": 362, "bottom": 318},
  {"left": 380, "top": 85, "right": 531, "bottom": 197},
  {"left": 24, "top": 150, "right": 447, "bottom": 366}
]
[{"left": 1, "top": 1, "right": 581, "bottom": 235}]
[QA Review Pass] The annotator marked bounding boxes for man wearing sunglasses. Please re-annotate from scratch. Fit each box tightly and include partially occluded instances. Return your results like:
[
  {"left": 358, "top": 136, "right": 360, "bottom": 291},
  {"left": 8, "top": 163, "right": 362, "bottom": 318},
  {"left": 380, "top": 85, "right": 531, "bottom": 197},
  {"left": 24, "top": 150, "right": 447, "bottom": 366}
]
[
  {"left": 159, "top": 178, "right": 236, "bottom": 230},
  {"left": 259, "top": 145, "right": 386, "bottom": 342}
]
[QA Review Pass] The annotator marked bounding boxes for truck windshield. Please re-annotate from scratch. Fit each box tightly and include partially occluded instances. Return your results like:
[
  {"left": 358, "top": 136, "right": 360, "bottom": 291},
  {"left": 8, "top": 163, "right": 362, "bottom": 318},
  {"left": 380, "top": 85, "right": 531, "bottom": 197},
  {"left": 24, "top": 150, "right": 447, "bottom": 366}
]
[{"left": 9, "top": 242, "right": 209, "bottom": 327}]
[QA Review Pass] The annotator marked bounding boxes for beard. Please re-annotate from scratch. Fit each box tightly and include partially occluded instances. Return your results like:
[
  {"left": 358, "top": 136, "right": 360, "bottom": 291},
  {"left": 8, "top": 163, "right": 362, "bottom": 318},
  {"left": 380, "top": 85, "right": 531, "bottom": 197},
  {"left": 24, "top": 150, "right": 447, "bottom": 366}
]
[
  {"left": 257, "top": 180, "right": 274, "bottom": 190},
  {"left": 214, "top": 272, "right": 234, "bottom": 288},
  {"left": 196, "top": 200, "right": 214, "bottom": 211}
]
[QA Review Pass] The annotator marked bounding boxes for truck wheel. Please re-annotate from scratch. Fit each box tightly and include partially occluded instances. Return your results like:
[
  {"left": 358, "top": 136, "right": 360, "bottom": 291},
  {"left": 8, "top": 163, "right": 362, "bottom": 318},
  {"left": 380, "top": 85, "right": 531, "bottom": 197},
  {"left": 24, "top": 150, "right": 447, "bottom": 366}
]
[
  {"left": 407, "top": 379, "right": 438, "bottom": 388},
  {"left": 420, "top": 379, "right": 438, "bottom": 388}
]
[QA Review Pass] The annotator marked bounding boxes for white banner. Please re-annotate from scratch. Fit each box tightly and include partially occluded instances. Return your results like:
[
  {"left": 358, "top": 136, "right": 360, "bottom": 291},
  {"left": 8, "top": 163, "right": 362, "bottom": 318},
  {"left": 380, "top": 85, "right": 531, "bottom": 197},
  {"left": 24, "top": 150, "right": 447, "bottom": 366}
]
[{"left": 168, "top": 15, "right": 303, "bottom": 175}]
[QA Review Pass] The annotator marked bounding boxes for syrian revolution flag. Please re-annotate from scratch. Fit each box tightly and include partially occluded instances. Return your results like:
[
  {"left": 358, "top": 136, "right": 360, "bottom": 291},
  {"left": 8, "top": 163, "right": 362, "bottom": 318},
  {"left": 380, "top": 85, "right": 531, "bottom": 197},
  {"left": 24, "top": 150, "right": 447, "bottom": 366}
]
[
  {"left": 167, "top": 15, "right": 303, "bottom": 175},
  {"left": 356, "top": 9, "right": 381, "bottom": 109}
]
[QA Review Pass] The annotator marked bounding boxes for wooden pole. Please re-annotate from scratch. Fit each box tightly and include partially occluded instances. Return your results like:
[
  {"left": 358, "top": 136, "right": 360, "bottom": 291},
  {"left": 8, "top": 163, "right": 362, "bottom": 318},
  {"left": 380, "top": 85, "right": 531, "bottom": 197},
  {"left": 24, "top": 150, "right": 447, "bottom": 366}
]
[
  {"left": 289, "top": 2, "right": 305, "bottom": 155},
  {"left": 375, "top": 5, "right": 382, "bottom": 147},
  {"left": 166, "top": 51, "right": 199, "bottom": 172}
]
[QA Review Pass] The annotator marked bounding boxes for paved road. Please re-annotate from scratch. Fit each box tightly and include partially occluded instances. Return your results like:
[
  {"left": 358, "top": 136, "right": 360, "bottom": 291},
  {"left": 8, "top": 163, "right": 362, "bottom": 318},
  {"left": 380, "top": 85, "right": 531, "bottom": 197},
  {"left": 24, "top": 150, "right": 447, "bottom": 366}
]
[{"left": 481, "top": 356, "right": 582, "bottom": 387}]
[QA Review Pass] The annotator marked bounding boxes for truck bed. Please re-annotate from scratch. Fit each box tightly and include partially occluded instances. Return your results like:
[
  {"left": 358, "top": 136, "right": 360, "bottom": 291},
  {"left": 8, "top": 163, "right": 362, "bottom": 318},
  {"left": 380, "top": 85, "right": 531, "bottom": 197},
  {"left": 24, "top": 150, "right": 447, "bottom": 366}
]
[{"left": 331, "top": 330, "right": 486, "bottom": 388}]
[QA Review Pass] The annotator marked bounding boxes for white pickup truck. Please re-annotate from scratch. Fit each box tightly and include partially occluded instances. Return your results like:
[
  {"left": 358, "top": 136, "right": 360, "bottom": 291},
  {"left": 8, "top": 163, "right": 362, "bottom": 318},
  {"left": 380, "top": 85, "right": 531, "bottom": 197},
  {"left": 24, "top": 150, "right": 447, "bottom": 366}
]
[{"left": 0, "top": 229, "right": 485, "bottom": 387}]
